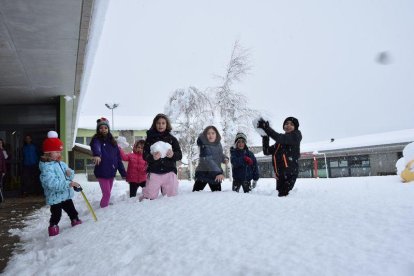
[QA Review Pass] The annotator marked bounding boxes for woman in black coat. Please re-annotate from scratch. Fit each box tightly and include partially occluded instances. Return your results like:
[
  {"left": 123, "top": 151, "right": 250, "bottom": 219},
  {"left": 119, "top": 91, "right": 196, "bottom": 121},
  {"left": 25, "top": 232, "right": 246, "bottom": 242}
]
[
  {"left": 193, "top": 126, "right": 228, "bottom": 192},
  {"left": 257, "top": 116, "right": 302, "bottom": 197}
]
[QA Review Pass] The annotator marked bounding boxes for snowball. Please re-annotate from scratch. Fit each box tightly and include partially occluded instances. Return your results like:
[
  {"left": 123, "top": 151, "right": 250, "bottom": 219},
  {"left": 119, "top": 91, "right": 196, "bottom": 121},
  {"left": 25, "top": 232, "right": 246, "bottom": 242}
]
[
  {"left": 396, "top": 157, "right": 405, "bottom": 175},
  {"left": 116, "top": 136, "right": 129, "bottom": 149},
  {"left": 403, "top": 142, "right": 414, "bottom": 166},
  {"left": 47, "top": 131, "right": 58, "bottom": 138},
  {"left": 150, "top": 141, "right": 172, "bottom": 158},
  {"left": 252, "top": 117, "right": 268, "bottom": 137}
]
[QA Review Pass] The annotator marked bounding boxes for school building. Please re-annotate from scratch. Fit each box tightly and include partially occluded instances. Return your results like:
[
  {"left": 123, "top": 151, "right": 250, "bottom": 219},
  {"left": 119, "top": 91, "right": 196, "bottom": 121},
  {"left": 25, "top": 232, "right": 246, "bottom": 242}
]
[{"left": 255, "top": 129, "right": 414, "bottom": 179}]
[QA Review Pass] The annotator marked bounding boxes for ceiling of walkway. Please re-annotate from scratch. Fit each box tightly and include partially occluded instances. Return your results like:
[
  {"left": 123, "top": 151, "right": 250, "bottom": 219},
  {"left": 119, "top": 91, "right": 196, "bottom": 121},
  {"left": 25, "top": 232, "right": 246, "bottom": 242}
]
[{"left": 0, "top": 0, "right": 91, "bottom": 104}]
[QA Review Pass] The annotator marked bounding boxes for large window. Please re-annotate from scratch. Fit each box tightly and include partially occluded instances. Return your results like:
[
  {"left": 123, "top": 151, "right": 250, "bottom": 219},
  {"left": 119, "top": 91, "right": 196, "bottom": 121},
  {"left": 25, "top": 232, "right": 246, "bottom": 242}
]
[
  {"left": 329, "top": 157, "right": 348, "bottom": 168},
  {"left": 298, "top": 159, "right": 313, "bottom": 178},
  {"left": 75, "top": 137, "right": 84, "bottom": 144},
  {"left": 349, "top": 155, "right": 370, "bottom": 168}
]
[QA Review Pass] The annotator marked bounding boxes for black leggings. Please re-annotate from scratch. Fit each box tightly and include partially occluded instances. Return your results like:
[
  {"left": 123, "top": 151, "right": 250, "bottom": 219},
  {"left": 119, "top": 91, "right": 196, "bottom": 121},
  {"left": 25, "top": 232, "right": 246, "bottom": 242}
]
[
  {"left": 50, "top": 199, "right": 79, "bottom": 226},
  {"left": 192, "top": 180, "right": 221, "bottom": 192},
  {"left": 129, "top": 181, "right": 146, "bottom": 197}
]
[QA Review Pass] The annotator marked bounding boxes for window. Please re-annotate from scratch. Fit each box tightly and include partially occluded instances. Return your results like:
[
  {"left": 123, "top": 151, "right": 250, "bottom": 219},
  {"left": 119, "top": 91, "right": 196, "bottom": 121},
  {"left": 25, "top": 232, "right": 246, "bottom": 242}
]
[
  {"left": 75, "top": 137, "right": 84, "bottom": 144},
  {"left": 349, "top": 155, "right": 370, "bottom": 168},
  {"left": 86, "top": 137, "right": 92, "bottom": 145},
  {"left": 330, "top": 157, "right": 348, "bottom": 168}
]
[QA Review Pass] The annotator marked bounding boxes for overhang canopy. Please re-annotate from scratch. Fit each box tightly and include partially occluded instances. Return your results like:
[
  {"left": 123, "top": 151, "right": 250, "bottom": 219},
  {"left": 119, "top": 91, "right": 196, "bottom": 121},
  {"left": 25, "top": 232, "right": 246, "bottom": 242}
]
[{"left": 0, "top": 0, "right": 93, "bottom": 146}]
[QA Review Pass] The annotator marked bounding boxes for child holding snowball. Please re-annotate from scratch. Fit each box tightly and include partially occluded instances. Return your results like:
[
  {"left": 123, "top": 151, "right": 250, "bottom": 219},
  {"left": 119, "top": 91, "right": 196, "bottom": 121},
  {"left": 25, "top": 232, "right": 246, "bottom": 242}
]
[
  {"left": 257, "top": 116, "right": 302, "bottom": 197},
  {"left": 142, "top": 113, "right": 182, "bottom": 200}
]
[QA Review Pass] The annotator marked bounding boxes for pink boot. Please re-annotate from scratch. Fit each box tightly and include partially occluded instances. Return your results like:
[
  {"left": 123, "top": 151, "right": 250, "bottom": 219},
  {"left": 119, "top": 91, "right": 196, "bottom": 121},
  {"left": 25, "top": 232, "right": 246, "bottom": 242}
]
[
  {"left": 48, "top": 225, "right": 59, "bottom": 237},
  {"left": 71, "top": 219, "right": 82, "bottom": 227}
]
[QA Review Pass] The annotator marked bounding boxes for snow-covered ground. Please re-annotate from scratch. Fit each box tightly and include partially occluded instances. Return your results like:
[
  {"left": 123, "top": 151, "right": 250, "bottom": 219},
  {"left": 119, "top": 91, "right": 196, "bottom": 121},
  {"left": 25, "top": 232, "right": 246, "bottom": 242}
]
[{"left": 3, "top": 175, "right": 414, "bottom": 276}]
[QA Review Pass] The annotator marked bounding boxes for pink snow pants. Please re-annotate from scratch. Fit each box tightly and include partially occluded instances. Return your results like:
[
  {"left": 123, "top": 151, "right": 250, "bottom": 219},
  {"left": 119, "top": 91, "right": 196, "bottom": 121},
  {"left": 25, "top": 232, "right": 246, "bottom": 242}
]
[
  {"left": 142, "top": 172, "right": 178, "bottom": 200},
  {"left": 98, "top": 178, "right": 114, "bottom": 208}
]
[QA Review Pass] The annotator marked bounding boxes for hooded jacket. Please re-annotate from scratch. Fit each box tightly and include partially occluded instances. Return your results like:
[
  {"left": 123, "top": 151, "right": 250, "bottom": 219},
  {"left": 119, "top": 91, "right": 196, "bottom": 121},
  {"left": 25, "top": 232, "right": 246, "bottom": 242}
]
[
  {"left": 119, "top": 149, "right": 147, "bottom": 183},
  {"left": 90, "top": 133, "right": 126, "bottom": 179},
  {"left": 230, "top": 146, "right": 259, "bottom": 182},
  {"left": 39, "top": 160, "right": 74, "bottom": 205},
  {"left": 195, "top": 133, "right": 227, "bottom": 183}
]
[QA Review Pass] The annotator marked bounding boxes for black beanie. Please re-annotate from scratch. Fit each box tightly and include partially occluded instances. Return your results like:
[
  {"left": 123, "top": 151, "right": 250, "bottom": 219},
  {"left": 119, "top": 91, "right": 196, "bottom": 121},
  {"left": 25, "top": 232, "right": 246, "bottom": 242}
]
[{"left": 283, "top": 117, "right": 299, "bottom": 129}]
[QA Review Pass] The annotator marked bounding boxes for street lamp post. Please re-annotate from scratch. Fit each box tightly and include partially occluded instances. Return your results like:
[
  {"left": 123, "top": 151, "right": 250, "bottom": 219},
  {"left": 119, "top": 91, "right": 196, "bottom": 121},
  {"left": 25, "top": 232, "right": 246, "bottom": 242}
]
[
  {"left": 105, "top": 103, "right": 119, "bottom": 130},
  {"left": 313, "top": 151, "right": 329, "bottom": 178}
]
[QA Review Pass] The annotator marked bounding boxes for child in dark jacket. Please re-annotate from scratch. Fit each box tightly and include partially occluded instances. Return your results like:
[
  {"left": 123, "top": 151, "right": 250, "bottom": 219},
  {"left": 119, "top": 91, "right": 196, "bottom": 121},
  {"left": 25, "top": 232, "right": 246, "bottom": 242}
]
[
  {"left": 90, "top": 118, "right": 126, "bottom": 208},
  {"left": 39, "top": 131, "right": 82, "bottom": 237},
  {"left": 257, "top": 116, "right": 302, "bottom": 197},
  {"left": 230, "top": 133, "right": 259, "bottom": 193},
  {"left": 119, "top": 140, "right": 147, "bottom": 197},
  {"left": 142, "top": 114, "right": 182, "bottom": 200},
  {"left": 193, "top": 126, "right": 228, "bottom": 192}
]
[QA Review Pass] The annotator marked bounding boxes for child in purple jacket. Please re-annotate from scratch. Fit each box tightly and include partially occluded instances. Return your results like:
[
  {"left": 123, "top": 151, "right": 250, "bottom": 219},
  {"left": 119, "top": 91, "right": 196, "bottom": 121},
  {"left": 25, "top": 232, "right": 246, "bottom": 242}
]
[{"left": 90, "top": 118, "right": 126, "bottom": 207}]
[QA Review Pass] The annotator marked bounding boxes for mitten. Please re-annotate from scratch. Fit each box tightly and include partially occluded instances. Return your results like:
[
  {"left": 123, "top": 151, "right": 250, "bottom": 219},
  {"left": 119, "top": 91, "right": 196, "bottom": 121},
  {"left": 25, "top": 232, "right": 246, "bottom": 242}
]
[
  {"left": 73, "top": 186, "right": 83, "bottom": 192},
  {"left": 243, "top": 156, "right": 253, "bottom": 166},
  {"left": 257, "top": 119, "right": 269, "bottom": 130}
]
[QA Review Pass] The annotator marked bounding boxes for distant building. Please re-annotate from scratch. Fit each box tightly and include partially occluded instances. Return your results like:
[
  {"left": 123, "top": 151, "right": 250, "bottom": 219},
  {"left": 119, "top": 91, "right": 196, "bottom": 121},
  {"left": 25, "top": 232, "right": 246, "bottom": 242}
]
[{"left": 256, "top": 129, "right": 414, "bottom": 178}]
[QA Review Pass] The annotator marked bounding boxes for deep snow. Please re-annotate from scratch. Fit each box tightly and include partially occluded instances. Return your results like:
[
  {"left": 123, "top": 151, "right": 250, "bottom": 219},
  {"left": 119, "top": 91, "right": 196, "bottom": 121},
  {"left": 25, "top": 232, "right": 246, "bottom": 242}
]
[{"left": 3, "top": 175, "right": 414, "bottom": 276}]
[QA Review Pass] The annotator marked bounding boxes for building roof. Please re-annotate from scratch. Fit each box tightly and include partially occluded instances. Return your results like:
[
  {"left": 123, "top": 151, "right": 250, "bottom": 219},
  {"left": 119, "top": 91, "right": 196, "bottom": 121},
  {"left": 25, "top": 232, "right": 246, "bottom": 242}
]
[
  {"left": 301, "top": 128, "right": 414, "bottom": 153},
  {"left": 254, "top": 128, "right": 414, "bottom": 158},
  {"left": 78, "top": 115, "right": 154, "bottom": 130}
]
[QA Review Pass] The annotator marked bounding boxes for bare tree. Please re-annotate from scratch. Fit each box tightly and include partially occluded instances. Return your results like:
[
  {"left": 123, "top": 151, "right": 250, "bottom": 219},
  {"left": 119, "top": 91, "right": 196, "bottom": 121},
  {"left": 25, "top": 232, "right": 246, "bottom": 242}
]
[
  {"left": 165, "top": 87, "right": 214, "bottom": 179},
  {"left": 215, "top": 40, "right": 258, "bottom": 178}
]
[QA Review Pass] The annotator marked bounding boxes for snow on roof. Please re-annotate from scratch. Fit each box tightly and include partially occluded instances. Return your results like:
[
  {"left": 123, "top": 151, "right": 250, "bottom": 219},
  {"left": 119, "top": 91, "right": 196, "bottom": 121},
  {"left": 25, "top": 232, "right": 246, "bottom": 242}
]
[
  {"left": 74, "top": 143, "right": 91, "bottom": 150},
  {"left": 253, "top": 129, "right": 414, "bottom": 157},
  {"left": 301, "top": 128, "right": 414, "bottom": 153},
  {"left": 78, "top": 115, "right": 153, "bottom": 130}
]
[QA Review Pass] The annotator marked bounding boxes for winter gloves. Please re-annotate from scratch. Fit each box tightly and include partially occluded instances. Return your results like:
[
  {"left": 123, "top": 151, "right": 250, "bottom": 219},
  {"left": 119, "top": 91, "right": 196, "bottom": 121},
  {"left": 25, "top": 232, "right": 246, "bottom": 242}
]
[
  {"left": 257, "top": 118, "right": 269, "bottom": 130},
  {"left": 73, "top": 186, "right": 83, "bottom": 192},
  {"left": 252, "top": 180, "right": 257, "bottom": 189},
  {"left": 244, "top": 156, "right": 253, "bottom": 166}
]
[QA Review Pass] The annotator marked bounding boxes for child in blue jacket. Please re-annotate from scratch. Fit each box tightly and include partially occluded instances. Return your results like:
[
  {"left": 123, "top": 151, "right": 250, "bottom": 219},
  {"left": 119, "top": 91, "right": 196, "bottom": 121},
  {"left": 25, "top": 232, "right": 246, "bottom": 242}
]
[
  {"left": 230, "top": 133, "right": 259, "bottom": 193},
  {"left": 39, "top": 131, "right": 82, "bottom": 237}
]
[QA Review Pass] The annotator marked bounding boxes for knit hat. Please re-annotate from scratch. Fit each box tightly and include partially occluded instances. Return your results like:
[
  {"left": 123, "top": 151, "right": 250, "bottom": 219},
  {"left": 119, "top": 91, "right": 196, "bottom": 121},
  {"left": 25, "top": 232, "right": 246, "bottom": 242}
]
[
  {"left": 283, "top": 117, "right": 299, "bottom": 130},
  {"left": 97, "top": 117, "right": 110, "bottom": 130},
  {"left": 43, "top": 131, "right": 64, "bottom": 153},
  {"left": 234, "top": 132, "right": 247, "bottom": 144}
]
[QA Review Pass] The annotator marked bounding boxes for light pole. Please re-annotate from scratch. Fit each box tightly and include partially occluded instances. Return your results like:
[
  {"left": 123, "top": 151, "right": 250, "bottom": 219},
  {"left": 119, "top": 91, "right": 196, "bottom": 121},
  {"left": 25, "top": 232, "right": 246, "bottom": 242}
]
[
  {"left": 313, "top": 151, "right": 329, "bottom": 178},
  {"left": 105, "top": 103, "right": 119, "bottom": 130}
]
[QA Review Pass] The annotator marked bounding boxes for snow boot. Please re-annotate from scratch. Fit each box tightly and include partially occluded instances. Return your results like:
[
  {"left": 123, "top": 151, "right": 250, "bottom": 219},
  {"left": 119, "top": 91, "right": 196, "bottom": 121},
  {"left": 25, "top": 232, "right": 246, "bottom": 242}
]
[
  {"left": 48, "top": 225, "right": 59, "bottom": 236},
  {"left": 71, "top": 219, "right": 82, "bottom": 227}
]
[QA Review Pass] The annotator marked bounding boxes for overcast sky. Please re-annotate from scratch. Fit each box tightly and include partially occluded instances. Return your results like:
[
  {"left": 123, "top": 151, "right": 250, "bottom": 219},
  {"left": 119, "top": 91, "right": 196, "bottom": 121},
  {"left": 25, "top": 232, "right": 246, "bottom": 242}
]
[{"left": 80, "top": 0, "right": 414, "bottom": 143}]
